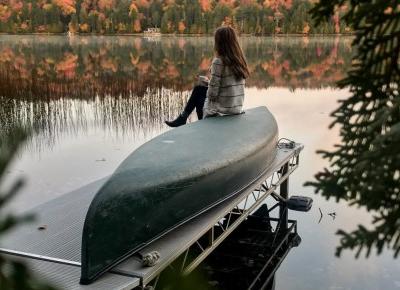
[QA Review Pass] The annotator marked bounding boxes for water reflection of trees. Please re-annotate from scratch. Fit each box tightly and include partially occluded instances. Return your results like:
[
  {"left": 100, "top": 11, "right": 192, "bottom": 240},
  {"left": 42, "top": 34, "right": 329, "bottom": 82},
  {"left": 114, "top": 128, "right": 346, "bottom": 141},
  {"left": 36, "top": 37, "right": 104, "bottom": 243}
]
[
  {"left": 0, "top": 35, "right": 353, "bottom": 99},
  {"left": 0, "top": 35, "right": 353, "bottom": 151}
]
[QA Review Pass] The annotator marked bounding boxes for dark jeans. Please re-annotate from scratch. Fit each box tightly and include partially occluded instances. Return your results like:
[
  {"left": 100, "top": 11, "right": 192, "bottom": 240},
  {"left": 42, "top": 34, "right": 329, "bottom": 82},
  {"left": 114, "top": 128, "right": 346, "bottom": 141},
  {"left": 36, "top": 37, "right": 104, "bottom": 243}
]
[{"left": 184, "top": 85, "right": 208, "bottom": 120}]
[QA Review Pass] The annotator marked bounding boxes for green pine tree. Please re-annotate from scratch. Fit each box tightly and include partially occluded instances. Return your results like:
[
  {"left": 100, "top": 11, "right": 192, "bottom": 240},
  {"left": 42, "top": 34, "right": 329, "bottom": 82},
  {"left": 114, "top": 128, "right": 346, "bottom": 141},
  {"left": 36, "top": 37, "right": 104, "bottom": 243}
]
[{"left": 307, "top": 0, "right": 400, "bottom": 258}]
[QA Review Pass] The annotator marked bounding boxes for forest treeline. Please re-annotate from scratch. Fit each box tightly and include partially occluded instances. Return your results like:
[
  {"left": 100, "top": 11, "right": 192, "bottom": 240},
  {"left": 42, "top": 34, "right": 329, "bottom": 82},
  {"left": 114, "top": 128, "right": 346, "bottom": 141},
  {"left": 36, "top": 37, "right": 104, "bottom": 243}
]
[{"left": 0, "top": 0, "right": 350, "bottom": 34}]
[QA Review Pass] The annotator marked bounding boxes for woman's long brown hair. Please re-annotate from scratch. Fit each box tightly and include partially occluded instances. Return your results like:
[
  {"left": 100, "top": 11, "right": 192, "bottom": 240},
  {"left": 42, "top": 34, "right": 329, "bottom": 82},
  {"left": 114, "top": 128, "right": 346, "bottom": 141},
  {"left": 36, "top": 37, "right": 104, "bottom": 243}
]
[{"left": 214, "top": 26, "right": 250, "bottom": 79}]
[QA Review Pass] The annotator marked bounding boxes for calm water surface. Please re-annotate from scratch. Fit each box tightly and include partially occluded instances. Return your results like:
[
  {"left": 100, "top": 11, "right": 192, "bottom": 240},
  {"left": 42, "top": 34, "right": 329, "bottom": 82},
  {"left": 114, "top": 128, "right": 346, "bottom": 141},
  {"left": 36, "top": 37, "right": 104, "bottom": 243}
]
[{"left": 0, "top": 35, "right": 398, "bottom": 290}]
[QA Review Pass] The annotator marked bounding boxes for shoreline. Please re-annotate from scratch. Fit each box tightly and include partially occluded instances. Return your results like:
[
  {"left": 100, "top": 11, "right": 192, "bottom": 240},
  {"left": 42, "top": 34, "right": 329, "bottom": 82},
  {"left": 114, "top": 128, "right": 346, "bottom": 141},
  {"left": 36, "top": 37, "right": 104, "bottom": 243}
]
[{"left": 0, "top": 32, "right": 354, "bottom": 37}]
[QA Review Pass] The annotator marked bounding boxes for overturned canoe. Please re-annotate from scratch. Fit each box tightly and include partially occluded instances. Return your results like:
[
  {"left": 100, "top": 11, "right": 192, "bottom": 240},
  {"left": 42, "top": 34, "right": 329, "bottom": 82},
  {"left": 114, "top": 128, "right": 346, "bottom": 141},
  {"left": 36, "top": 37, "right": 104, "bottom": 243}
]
[{"left": 80, "top": 106, "right": 278, "bottom": 284}]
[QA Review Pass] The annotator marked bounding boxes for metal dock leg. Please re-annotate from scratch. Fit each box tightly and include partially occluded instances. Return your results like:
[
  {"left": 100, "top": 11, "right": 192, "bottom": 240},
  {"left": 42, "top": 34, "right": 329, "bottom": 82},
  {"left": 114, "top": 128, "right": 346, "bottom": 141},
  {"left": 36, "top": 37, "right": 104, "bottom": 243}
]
[{"left": 279, "top": 162, "right": 289, "bottom": 231}]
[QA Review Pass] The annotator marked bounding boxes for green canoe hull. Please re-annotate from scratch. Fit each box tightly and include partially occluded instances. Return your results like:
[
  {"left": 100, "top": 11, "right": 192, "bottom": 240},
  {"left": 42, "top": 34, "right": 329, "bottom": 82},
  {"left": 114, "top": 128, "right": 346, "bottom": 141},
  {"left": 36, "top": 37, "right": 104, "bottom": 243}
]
[{"left": 80, "top": 106, "right": 278, "bottom": 284}]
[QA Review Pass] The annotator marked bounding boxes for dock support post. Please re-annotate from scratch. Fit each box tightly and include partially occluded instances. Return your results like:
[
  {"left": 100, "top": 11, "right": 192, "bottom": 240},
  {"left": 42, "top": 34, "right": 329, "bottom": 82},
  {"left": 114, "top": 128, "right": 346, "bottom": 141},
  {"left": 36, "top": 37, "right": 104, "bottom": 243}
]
[{"left": 279, "top": 162, "right": 289, "bottom": 231}]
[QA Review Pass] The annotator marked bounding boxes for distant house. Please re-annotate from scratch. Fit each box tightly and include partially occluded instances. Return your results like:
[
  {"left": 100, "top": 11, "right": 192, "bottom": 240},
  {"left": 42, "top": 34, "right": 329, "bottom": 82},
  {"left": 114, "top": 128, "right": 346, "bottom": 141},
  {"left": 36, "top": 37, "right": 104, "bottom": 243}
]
[{"left": 144, "top": 28, "right": 161, "bottom": 36}]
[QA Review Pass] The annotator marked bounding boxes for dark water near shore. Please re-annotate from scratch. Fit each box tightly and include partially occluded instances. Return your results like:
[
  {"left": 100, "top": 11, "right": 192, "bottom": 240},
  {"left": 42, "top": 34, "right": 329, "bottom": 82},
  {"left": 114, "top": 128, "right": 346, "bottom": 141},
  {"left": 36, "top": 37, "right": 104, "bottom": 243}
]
[{"left": 0, "top": 35, "right": 399, "bottom": 290}]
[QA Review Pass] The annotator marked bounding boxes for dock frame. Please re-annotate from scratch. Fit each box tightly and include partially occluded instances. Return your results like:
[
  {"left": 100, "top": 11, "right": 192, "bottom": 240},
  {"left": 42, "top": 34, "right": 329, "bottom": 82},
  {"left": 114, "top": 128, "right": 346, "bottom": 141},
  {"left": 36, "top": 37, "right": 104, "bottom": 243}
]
[
  {"left": 134, "top": 143, "right": 302, "bottom": 289},
  {"left": 0, "top": 143, "right": 303, "bottom": 290}
]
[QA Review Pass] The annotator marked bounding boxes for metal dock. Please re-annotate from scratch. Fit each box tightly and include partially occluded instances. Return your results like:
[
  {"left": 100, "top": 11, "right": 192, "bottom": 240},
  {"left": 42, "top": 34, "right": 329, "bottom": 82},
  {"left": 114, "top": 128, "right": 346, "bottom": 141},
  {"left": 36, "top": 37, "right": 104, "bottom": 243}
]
[{"left": 0, "top": 143, "right": 303, "bottom": 290}]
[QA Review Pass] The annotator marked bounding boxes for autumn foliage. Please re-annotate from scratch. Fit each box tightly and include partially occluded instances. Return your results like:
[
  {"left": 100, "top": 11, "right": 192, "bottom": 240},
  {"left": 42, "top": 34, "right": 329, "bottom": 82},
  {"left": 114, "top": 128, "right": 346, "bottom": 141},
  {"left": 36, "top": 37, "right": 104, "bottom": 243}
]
[{"left": 0, "top": 0, "right": 349, "bottom": 34}]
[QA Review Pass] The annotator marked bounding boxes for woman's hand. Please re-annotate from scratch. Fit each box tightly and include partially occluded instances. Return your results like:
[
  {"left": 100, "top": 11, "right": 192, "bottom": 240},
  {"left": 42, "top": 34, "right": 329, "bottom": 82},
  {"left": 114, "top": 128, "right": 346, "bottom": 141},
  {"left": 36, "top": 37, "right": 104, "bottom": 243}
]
[
  {"left": 199, "top": 75, "right": 209, "bottom": 83},
  {"left": 198, "top": 75, "right": 209, "bottom": 86}
]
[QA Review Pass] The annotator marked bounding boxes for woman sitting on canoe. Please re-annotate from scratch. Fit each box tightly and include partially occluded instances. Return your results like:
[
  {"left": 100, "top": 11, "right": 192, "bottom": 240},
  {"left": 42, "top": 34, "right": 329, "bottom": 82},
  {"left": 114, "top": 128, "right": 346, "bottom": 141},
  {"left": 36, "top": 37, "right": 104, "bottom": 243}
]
[{"left": 165, "top": 26, "right": 250, "bottom": 127}]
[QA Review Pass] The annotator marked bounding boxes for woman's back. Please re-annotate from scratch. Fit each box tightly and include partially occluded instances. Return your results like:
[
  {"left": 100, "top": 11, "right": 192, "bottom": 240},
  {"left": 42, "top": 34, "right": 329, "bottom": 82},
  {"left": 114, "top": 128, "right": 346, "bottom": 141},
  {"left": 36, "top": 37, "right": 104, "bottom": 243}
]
[{"left": 204, "top": 57, "right": 245, "bottom": 117}]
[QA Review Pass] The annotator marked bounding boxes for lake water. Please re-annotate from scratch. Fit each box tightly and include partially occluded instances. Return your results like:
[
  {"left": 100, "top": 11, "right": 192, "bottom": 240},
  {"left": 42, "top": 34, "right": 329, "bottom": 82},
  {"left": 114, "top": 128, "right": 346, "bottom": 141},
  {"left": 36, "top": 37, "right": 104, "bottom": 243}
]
[{"left": 0, "top": 35, "right": 399, "bottom": 290}]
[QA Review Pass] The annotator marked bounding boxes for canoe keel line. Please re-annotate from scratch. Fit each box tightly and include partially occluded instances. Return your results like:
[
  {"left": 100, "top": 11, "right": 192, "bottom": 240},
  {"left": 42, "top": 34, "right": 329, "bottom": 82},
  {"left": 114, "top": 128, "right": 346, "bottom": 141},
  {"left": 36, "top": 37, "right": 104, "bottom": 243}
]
[{"left": 80, "top": 106, "right": 279, "bottom": 284}]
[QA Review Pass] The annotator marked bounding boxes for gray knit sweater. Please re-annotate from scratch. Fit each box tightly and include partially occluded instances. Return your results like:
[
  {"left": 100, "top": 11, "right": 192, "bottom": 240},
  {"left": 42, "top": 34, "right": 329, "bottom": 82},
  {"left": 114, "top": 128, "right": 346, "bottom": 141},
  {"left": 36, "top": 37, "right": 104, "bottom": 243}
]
[{"left": 203, "top": 57, "right": 245, "bottom": 117}]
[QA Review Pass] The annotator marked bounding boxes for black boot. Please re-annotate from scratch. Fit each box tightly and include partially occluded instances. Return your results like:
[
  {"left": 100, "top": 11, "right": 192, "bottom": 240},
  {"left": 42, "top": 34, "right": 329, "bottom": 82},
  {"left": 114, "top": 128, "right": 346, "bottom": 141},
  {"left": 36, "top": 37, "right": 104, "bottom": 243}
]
[{"left": 165, "top": 112, "right": 188, "bottom": 127}]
